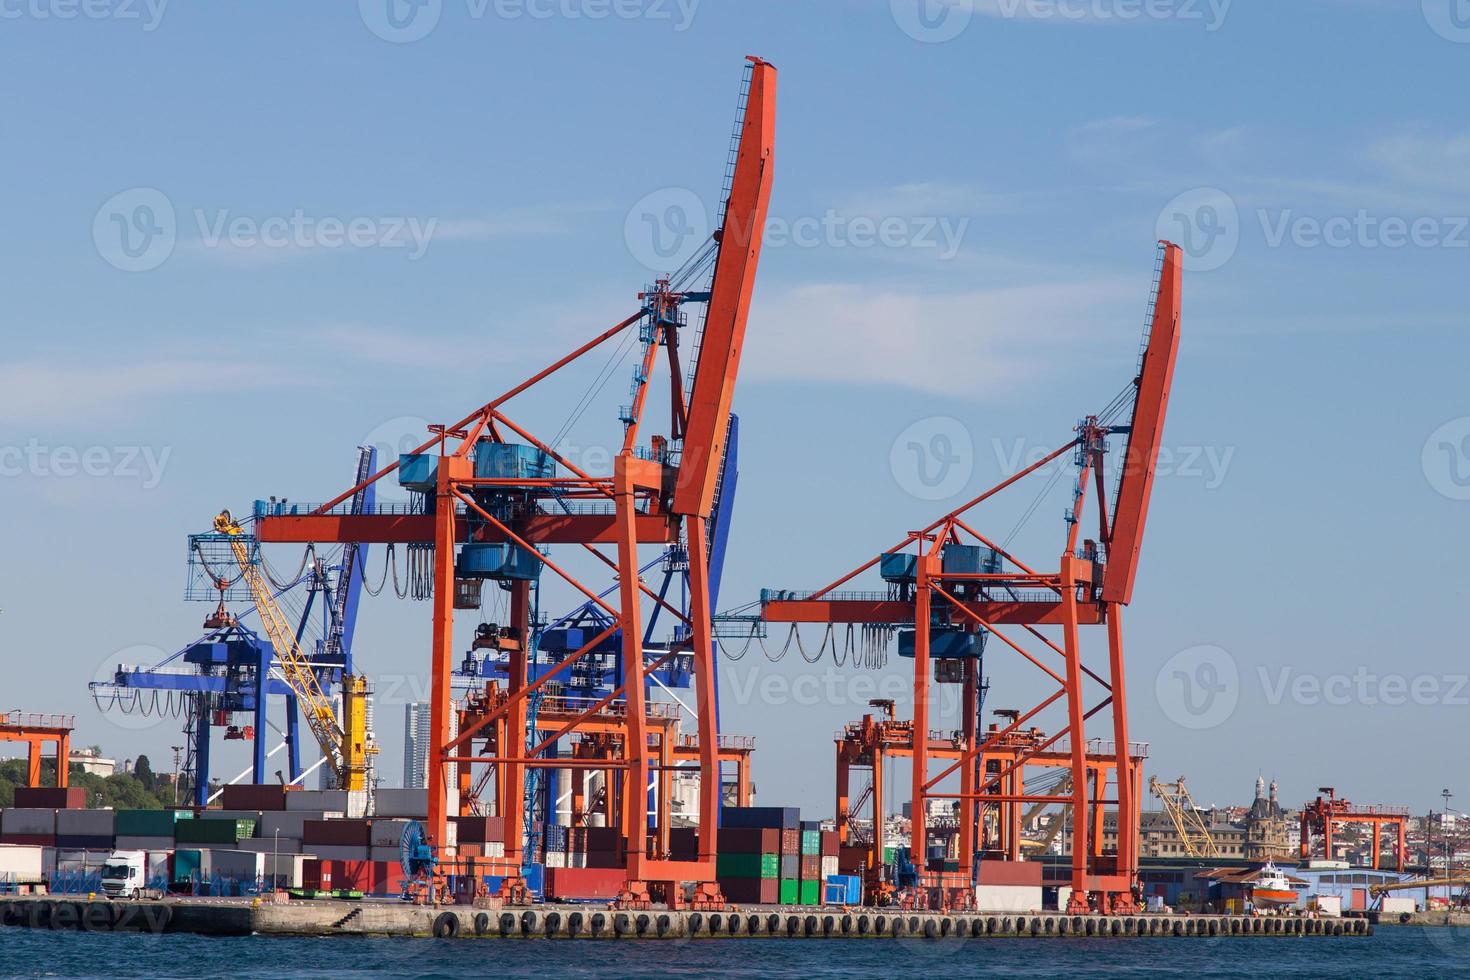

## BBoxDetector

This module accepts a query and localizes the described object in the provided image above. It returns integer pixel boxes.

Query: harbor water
[0,926,1466,977]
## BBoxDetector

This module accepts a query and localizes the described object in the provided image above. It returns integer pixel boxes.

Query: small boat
[1250,862,1302,908]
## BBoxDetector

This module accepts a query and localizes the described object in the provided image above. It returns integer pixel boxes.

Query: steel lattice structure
[761,242,1183,914]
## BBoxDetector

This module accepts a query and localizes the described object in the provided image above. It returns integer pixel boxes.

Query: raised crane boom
[1103,242,1183,605]
[214,510,374,791]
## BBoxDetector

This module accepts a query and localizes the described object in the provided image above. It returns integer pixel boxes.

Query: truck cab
[100,850,148,899]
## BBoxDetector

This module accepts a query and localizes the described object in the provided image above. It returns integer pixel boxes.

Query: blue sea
[1,927,1467,977]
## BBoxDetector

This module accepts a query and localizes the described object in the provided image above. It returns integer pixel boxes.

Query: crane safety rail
[1054,739,1151,760]
[1323,803,1412,816]
[759,589,1066,605]
[261,499,644,519]
[0,712,75,730]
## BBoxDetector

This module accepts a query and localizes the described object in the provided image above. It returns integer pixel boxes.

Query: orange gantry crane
[761,242,1184,914]
[1300,787,1409,871]
[0,712,74,788]
[253,57,776,904]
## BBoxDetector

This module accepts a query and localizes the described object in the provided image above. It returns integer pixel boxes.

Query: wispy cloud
[0,358,300,427]
[743,277,1142,397]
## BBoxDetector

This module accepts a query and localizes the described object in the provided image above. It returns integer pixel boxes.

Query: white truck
[100,850,149,899]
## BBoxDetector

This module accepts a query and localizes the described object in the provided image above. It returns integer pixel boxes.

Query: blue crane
[89,447,376,805]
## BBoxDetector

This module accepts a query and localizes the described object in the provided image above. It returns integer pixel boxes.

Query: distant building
[1244,777,1295,860]
[403,702,431,789]
[69,747,116,777]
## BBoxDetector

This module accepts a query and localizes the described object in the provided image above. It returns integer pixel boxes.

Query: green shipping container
[778,878,798,905]
[175,818,255,845]
[800,830,821,856]
[799,879,820,905]
[114,809,179,838]
[716,852,780,879]
[883,846,896,864]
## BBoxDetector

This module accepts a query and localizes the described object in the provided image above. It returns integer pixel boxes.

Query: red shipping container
[720,877,779,905]
[717,827,780,853]
[799,854,821,879]
[780,828,800,854]
[13,787,87,809]
[838,846,871,874]
[220,784,288,811]
[302,859,329,891]
[328,860,374,892]
[452,815,505,844]
[303,819,371,846]
[820,830,839,857]
[546,867,626,900]
[0,834,55,846]
[976,860,1042,887]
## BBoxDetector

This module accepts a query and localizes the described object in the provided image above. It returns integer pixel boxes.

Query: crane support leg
[1062,557,1091,913]
[686,517,721,863]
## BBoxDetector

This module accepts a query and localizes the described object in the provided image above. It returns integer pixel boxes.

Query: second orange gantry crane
[761,242,1184,914]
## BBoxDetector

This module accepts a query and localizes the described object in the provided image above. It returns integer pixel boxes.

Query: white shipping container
[1,808,57,835]
[1381,897,1415,915]
[974,885,1044,912]
[114,835,173,851]
[346,790,369,820]
[1313,894,1343,917]
[146,851,172,880]
[56,809,115,837]
[371,819,413,848]
[820,856,839,877]
[484,841,505,858]
[544,851,566,869]
[373,789,428,818]
[235,837,302,855]
[311,844,370,862]
[0,844,46,878]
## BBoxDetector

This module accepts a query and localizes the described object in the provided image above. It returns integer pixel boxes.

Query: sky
[1,0,1468,820]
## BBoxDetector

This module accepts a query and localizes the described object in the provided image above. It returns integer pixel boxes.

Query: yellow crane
[1150,775,1221,858]
[214,510,375,791]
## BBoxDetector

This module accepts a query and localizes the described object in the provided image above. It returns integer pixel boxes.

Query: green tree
[133,754,156,792]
